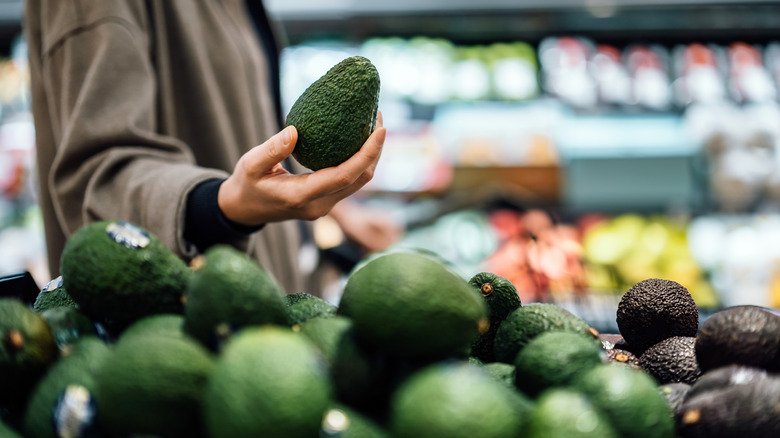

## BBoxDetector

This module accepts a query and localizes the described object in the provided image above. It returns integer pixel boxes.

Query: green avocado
[285,55,380,170]
[60,220,191,332]
[23,336,110,438]
[284,292,337,326]
[0,298,58,407]
[338,251,488,360]
[468,272,522,363]
[33,276,76,313]
[184,245,288,351]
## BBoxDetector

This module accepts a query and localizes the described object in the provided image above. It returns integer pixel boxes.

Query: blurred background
[4,0,780,330]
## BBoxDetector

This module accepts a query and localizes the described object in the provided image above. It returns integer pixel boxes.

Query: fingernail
[282,126,293,145]
[375,127,386,145]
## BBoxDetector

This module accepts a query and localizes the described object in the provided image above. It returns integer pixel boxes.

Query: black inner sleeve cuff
[184,178,264,251]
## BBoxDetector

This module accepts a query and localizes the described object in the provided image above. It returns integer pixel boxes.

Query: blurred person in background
[23,0,403,296]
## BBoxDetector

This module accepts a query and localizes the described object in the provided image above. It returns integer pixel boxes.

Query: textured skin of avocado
[676,372,780,438]
[468,272,522,363]
[184,245,288,350]
[284,292,337,326]
[524,388,618,438]
[694,305,780,373]
[285,56,380,171]
[60,221,190,331]
[33,277,76,313]
[640,336,702,385]
[616,278,699,355]
[493,302,597,364]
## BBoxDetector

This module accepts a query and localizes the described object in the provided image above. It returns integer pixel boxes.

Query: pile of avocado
[2,219,780,437]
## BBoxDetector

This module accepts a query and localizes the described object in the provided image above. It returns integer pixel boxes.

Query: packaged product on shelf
[726,42,777,104]
[625,44,673,111]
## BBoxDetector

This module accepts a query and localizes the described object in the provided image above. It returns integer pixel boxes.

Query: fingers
[307,125,386,197]
[242,126,297,177]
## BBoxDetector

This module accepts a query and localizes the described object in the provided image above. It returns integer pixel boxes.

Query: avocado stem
[5,329,25,351]
[480,283,494,297]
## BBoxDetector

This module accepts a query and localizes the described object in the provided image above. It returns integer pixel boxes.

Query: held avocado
[285,55,380,170]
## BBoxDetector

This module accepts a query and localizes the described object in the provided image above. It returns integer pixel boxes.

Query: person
[23,0,403,296]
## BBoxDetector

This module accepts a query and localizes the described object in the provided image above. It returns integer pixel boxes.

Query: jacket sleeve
[36,2,231,258]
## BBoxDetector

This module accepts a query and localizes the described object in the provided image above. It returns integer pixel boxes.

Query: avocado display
[513,330,604,397]
[616,278,699,354]
[202,326,332,438]
[95,333,215,438]
[32,277,76,313]
[22,336,110,438]
[683,364,767,402]
[640,336,701,385]
[468,271,522,363]
[675,370,780,438]
[338,251,488,360]
[0,298,58,407]
[524,388,618,438]
[389,361,529,438]
[184,245,288,350]
[493,302,598,364]
[284,292,337,326]
[60,220,191,331]
[573,363,675,438]
[694,305,780,373]
[285,55,380,171]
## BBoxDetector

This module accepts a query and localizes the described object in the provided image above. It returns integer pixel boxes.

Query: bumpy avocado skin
[468,272,522,363]
[285,56,380,171]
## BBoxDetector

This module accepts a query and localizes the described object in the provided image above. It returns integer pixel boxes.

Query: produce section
[3,1,780,437]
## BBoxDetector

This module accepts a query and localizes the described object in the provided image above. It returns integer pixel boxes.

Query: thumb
[243,126,297,176]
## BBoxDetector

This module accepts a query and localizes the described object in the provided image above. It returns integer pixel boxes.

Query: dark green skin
[468,272,522,362]
[60,221,191,332]
[676,372,780,438]
[184,245,288,351]
[339,251,488,360]
[23,336,111,438]
[0,298,58,407]
[695,305,780,373]
[33,277,77,313]
[40,306,98,351]
[493,302,596,364]
[285,55,380,170]
[513,331,604,398]
[284,292,337,326]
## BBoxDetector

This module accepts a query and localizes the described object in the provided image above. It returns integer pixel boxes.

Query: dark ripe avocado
[640,336,701,385]
[676,371,780,438]
[616,278,699,354]
[285,55,380,171]
[683,365,768,402]
[60,221,190,331]
[695,305,780,373]
[468,272,522,362]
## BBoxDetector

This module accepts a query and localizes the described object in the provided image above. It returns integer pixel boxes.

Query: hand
[329,200,404,253]
[218,113,386,226]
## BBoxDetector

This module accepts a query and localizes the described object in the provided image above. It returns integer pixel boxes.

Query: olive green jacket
[24,0,313,294]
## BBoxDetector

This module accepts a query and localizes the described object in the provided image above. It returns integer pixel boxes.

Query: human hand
[218,114,386,226]
[328,200,404,253]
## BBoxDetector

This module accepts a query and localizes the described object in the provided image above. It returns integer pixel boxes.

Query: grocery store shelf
[267,0,780,45]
